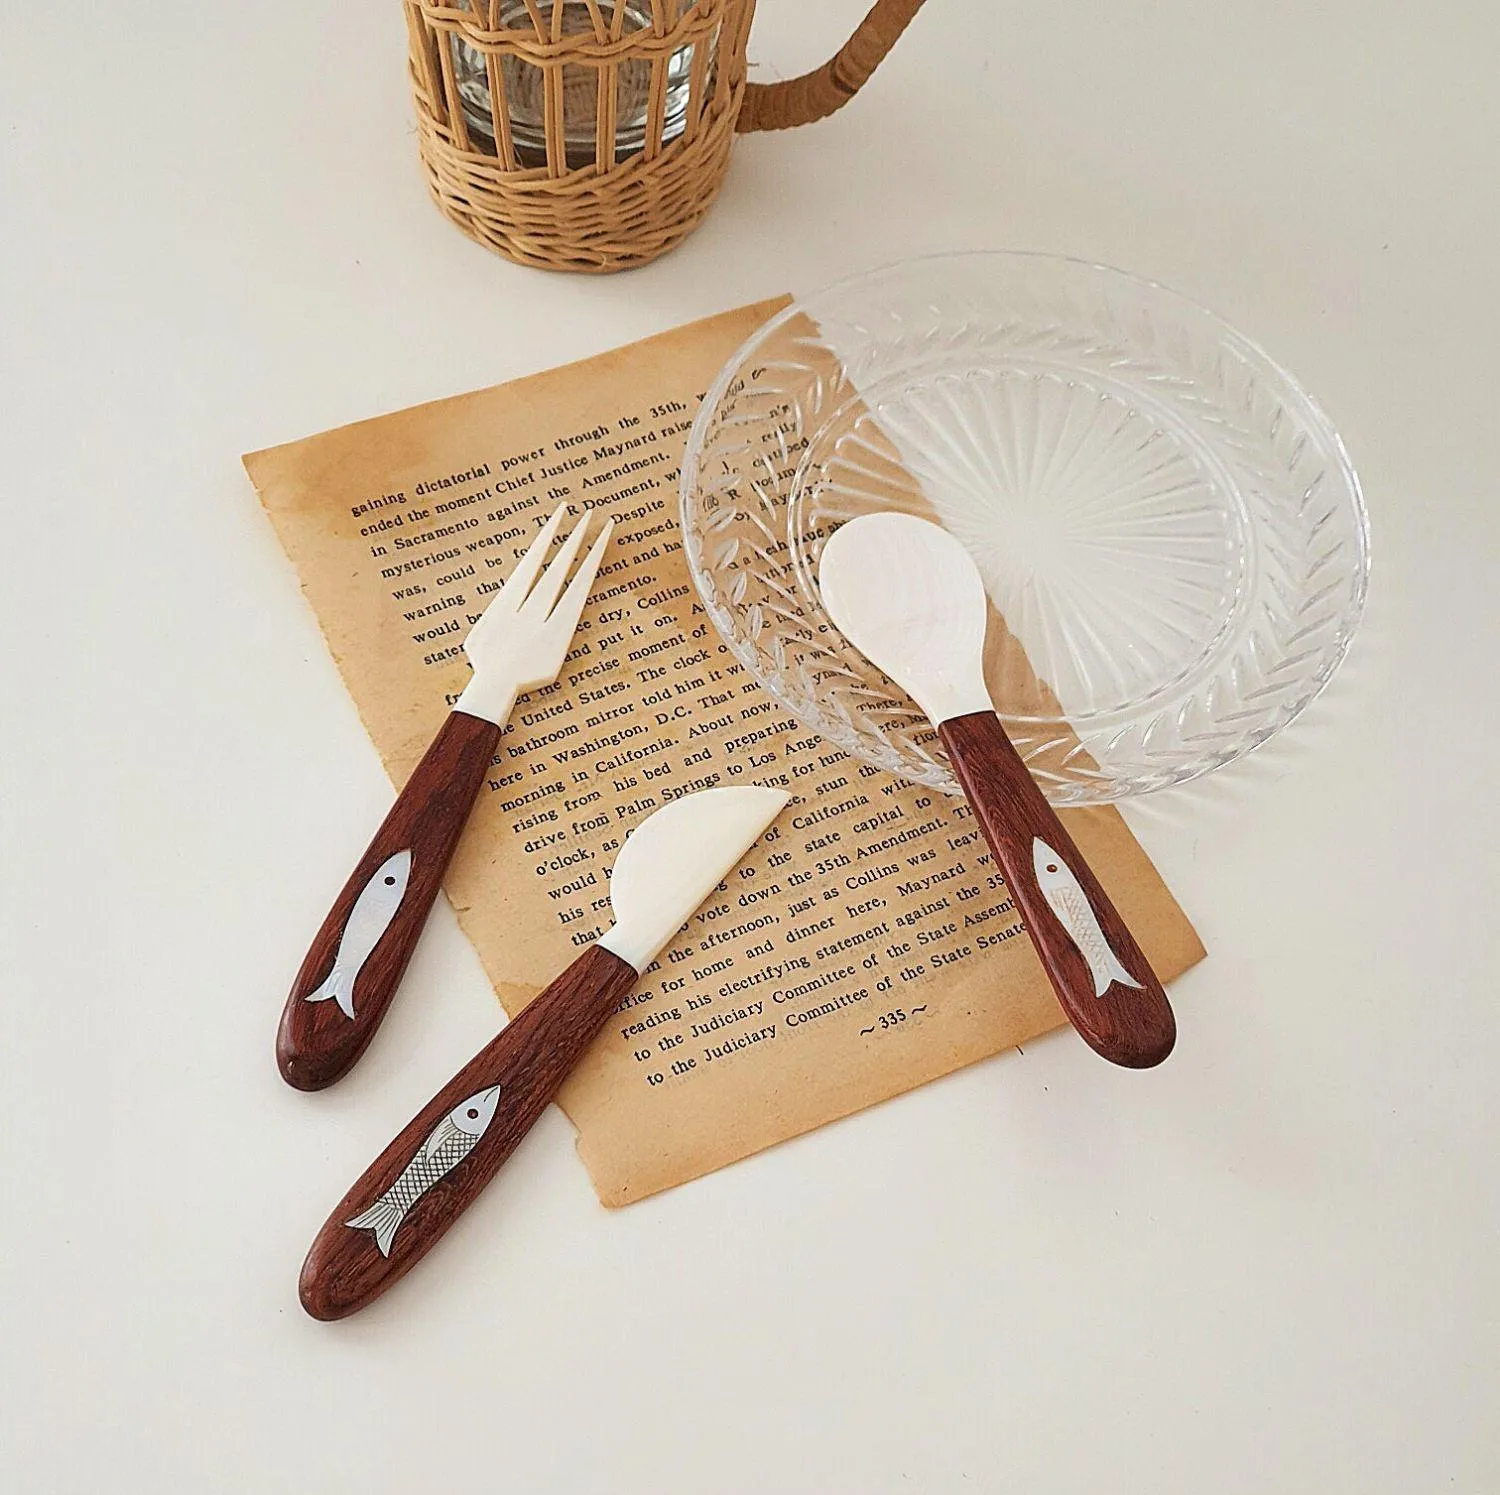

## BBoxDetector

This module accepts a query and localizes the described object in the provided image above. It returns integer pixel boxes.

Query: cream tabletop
[1,2,1495,1491]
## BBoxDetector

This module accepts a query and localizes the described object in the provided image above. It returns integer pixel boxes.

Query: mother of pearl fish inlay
[305,849,413,1019]
[345,1086,502,1256]
[1031,838,1143,997]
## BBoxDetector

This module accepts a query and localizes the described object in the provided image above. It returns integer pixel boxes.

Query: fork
[277,503,614,1091]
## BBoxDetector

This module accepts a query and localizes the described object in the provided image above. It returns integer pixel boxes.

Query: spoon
[819,511,1176,1068]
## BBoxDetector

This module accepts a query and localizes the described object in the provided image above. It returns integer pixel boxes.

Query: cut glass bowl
[680,252,1369,805]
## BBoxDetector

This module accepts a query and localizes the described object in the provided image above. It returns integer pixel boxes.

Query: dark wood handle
[277,710,501,1091]
[299,944,638,1320]
[939,712,1176,1069]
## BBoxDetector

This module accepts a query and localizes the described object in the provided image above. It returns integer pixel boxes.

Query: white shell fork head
[464,501,571,658]
[455,504,616,723]
[528,516,615,676]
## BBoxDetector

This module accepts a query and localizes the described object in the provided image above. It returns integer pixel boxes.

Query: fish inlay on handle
[278,712,501,1090]
[277,504,614,1091]
[819,512,1176,1069]
[346,1085,501,1256]
[304,850,413,1019]
[1032,838,1143,998]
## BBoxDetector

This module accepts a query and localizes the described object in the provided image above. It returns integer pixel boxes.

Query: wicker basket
[406,0,927,272]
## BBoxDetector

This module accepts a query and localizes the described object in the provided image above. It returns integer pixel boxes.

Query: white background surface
[2,2,1496,1490]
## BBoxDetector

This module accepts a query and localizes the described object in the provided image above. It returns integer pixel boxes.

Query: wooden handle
[299,944,638,1320]
[277,710,501,1091]
[938,712,1176,1069]
[737,0,928,133]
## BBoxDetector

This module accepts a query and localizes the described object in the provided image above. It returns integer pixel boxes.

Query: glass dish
[680,252,1369,804]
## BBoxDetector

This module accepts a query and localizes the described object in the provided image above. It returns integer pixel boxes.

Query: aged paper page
[246,300,1204,1205]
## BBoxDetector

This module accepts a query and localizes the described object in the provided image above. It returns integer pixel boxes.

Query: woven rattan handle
[737,0,928,132]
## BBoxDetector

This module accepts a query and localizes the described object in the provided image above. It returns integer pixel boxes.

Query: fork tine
[546,517,615,637]
[498,502,570,610]
[521,505,594,619]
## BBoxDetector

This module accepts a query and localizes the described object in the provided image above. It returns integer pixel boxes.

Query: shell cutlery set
[286,502,1173,1320]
